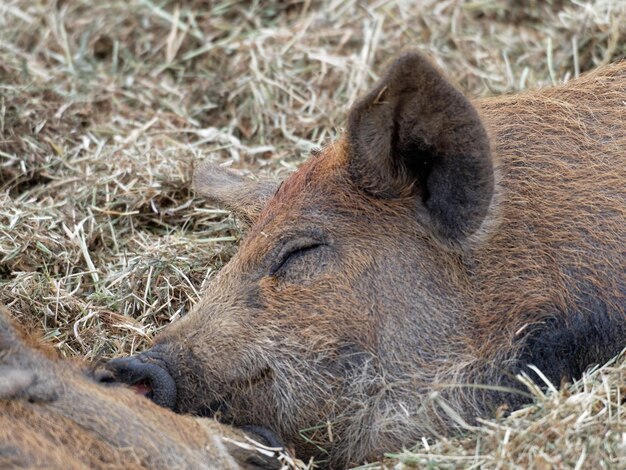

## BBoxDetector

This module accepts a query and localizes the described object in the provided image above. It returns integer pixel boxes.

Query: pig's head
[108,52,495,466]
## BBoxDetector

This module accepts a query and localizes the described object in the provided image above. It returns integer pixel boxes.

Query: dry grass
[1,0,625,468]
[375,355,626,469]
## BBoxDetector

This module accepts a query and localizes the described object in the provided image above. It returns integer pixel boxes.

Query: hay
[1,0,625,468]
[377,354,626,469]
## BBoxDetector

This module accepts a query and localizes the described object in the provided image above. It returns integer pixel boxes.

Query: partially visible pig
[109,52,626,467]
[0,307,283,469]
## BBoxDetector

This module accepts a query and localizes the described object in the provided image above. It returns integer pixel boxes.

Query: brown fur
[0,307,281,469]
[193,163,278,228]
[113,52,625,467]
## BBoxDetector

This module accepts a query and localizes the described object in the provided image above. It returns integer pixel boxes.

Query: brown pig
[108,52,626,467]
[0,307,284,469]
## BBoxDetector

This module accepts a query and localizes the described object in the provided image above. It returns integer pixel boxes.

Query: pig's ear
[0,307,58,402]
[0,310,37,401]
[0,306,27,352]
[347,51,494,241]
[193,163,280,228]
[0,306,50,357]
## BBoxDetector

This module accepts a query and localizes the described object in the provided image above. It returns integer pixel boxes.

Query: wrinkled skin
[0,307,282,470]
[109,52,626,467]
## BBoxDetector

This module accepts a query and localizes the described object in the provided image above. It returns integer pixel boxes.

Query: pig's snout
[105,353,176,410]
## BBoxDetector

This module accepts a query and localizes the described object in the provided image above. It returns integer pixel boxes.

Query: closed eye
[270,241,325,276]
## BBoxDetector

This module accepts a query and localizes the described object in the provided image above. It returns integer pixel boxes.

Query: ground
[1,0,625,468]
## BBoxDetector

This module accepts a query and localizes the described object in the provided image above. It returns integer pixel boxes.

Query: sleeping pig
[108,51,626,467]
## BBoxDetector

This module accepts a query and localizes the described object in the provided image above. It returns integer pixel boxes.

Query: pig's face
[109,51,494,465]
[151,149,468,453]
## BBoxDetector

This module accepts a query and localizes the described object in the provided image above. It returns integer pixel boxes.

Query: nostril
[106,356,177,410]
[132,381,154,399]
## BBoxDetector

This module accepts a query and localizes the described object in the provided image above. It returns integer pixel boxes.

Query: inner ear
[347,51,494,241]
[193,163,280,229]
